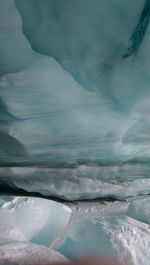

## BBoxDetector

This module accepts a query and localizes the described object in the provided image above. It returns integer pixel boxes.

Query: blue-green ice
[0,1,150,264]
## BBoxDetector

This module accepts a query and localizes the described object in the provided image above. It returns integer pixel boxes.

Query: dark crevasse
[124,0,150,58]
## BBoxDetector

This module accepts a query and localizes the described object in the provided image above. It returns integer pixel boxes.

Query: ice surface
[0,196,71,246]
[53,198,150,265]
[0,196,150,265]
[0,241,69,265]
[0,0,150,199]
[128,197,150,224]
[0,196,71,264]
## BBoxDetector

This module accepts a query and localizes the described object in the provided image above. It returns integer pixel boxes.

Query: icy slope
[53,197,150,265]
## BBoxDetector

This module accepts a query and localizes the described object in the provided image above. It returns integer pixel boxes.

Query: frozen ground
[0,196,150,265]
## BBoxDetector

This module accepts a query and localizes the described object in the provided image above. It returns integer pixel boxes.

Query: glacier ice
[0,1,150,264]
[0,196,71,264]
[1,165,150,200]
[0,241,69,265]
[0,0,150,199]
[128,197,150,224]
[53,198,150,265]
[0,196,149,265]
[0,196,71,246]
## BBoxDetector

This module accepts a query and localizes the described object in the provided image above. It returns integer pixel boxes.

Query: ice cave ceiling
[0,1,150,264]
[0,0,150,199]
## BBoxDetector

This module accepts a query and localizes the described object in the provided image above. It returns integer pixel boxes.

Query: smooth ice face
[128,197,150,224]
[0,0,150,199]
[0,196,71,246]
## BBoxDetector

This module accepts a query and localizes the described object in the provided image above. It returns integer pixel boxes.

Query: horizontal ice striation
[0,0,150,199]
[1,165,150,200]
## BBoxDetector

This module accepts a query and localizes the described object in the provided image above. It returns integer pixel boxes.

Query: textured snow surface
[0,0,150,199]
[0,241,69,265]
[54,197,150,265]
[0,196,150,265]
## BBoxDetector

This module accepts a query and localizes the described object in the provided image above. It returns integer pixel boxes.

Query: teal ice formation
[0,1,150,264]
[1,0,150,199]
